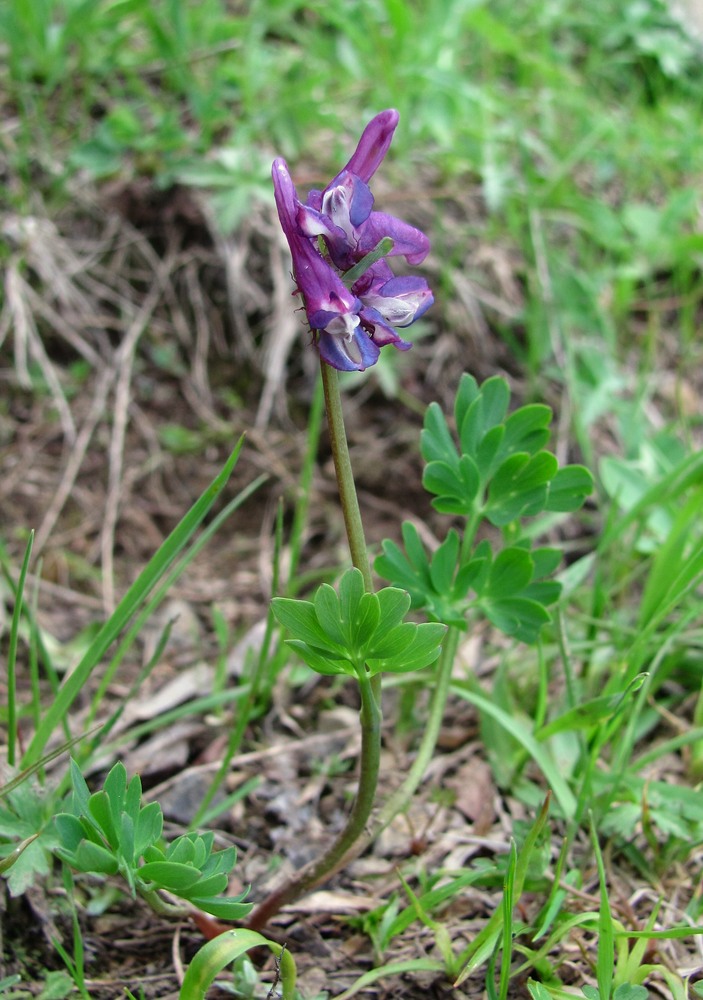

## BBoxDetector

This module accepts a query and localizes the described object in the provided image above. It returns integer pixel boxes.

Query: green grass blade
[331,959,446,1000]
[498,839,518,1000]
[6,531,33,767]
[452,682,576,817]
[179,930,295,1000]
[21,438,244,767]
[87,469,268,727]
[590,813,614,999]
[455,795,552,985]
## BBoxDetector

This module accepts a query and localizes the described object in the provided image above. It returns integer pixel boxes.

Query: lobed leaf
[501,404,552,457]
[277,567,447,678]
[545,464,594,512]
[481,597,551,643]
[314,584,347,647]
[88,791,119,851]
[271,598,331,648]
[285,640,354,676]
[134,802,163,859]
[179,873,229,899]
[167,836,196,866]
[186,896,254,921]
[484,548,534,598]
[72,840,119,876]
[138,860,203,892]
[429,530,461,596]
[420,401,457,465]
[368,623,447,675]
[486,451,558,525]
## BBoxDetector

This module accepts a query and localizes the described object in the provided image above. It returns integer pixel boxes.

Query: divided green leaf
[54,760,250,920]
[273,567,446,678]
[420,374,593,528]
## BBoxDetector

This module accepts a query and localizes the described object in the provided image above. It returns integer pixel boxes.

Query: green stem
[320,361,374,591]
[247,668,381,930]
[330,624,460,874]
[320,360,381,718]
[247,360,382,930]
[139,888,188,918]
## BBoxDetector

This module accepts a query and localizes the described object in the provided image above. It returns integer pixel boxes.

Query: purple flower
[272,110,433,372]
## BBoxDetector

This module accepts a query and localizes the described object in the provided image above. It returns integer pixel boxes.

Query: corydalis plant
[249,112,436,930]
[272,109,433,371]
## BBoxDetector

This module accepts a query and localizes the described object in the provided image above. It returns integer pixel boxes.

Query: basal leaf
[339,566,365,612]
[186,896,253,920]
[88,791,118,850]
[73,840,119,876]
[134,802,163,859]
[103,761,127,822]
[120,812,135,868]
[143,844,165,864]
[191,836,208,870]
[530,547,562,578]
[457,377,510,460]
[69,759,92,817]
[374,540,425,603]
[200,843,235,877]
[137,860,203,892]
[167,836,196,866]
[54,814,84,853]
[125,772,142,822]
[613,985,648,1000]
[423,460,463,498]
[194,833,214,862]
[355,592,382,648]
[423,456,480,514]
[523,580,562,606]
[402,522,433,578]
[179,872,228,899]
[366,623,417,661]
[454,554,489,598]
[480,376,511,431]
[457,393,485,458]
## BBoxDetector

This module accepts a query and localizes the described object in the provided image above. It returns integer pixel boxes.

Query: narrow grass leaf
[331,959,445,1000]
[452,684,576,817]
[455,795,552,985]
[21,440,244,767]
[590,813,614,1000]
[6,532,33,767]
[499,839,518,1000]
[179,930,295,1000]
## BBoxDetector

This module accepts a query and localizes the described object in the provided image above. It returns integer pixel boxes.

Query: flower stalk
[248,362,382,930]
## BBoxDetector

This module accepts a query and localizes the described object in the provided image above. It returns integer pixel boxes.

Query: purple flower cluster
[272,110,433,372]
